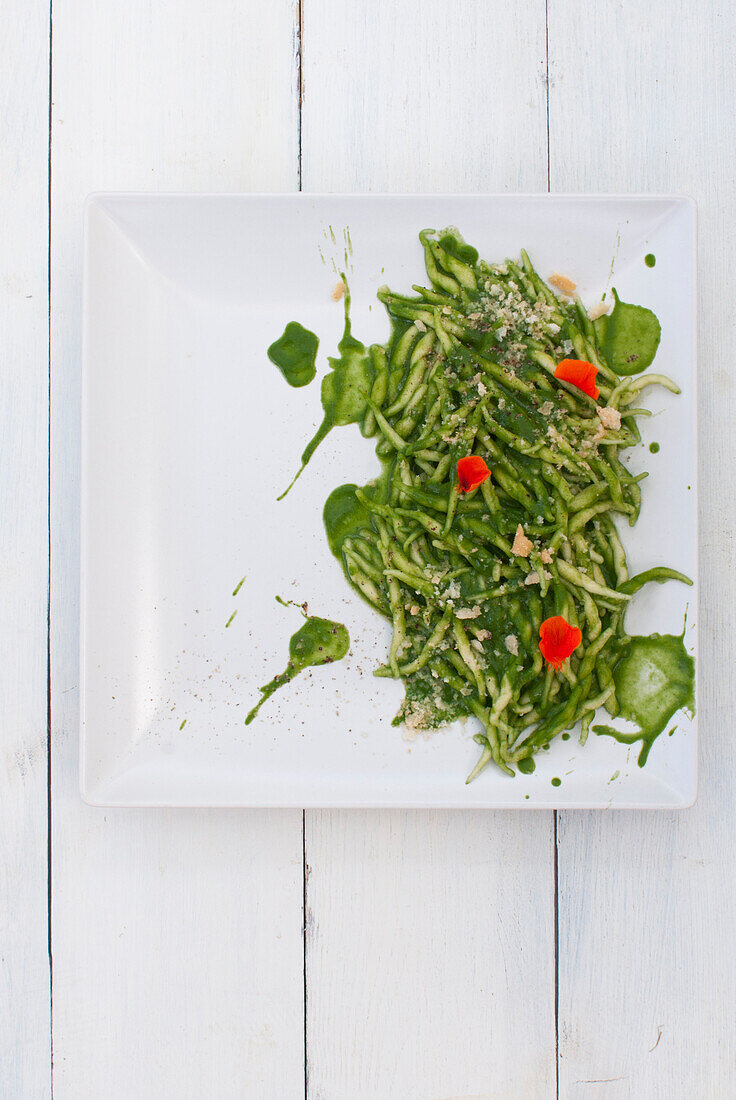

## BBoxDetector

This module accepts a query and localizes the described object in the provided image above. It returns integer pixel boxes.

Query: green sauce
[594,288,661,375]
[279,279,372,499]
[645,253,656,268]
[246,604,350,725]
[268,322,319,388]
[593,633,695,765]
[438,231,479,266]
[551,777,561,787]
[323,482,376,558]
[517,757,536,774]
[561,732,570,741]
[649,442,660,454]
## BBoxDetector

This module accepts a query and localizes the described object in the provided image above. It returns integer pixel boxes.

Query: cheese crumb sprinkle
[588,300,610,321]
[597,405,622,431]
[456,606,482,620]
[512,524,534,558]
[549,272,577,297]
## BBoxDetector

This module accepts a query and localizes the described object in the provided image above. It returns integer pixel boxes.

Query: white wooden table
[3,1,733,1096]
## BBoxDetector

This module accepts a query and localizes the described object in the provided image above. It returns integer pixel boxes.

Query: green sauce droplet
[645,253,656,268]
[268,322,319,388]
[593,288,661,375]
[518,757,536,774]
[246,606,350,724]
[561,732,570,741]
[593,633,695,766]
[649,442,660,454]
[551,777,561,787]
[279,279,373,499]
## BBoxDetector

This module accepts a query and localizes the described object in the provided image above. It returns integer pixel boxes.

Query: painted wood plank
[50,3,305,1097]
[302,3,556,1096]
[0,1,51,1096]
[549,1,736,1094]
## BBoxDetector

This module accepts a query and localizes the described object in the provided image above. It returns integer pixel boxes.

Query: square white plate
[81,193,697,807]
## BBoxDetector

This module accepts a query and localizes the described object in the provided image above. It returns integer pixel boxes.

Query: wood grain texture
[549,1,736,1094]
[302,3,556,1097]
[305,811,556,1100]
[50,2,304,1097]
[302,0,549,193]
[0,2,51,1096]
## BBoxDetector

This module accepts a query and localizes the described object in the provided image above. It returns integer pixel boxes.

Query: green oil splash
[245,599,350,724]
[267,322,319,388]
[278,278,372,500]
[594,288,661,375]
[645,253,656,268]
[593,632,695,766]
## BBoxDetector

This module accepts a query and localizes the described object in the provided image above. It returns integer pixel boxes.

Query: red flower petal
[456,455,491,493]
[539,616,582,669]
[554,358,599,400]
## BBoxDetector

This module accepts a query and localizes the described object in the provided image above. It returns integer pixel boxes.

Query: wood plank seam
[47,2,55,1091]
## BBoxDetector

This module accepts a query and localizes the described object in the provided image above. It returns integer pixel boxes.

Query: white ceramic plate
[81,194,697,807]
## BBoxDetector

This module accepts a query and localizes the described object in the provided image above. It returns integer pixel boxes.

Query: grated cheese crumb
[456,606,482,620]
[588,299,610,321]
[540,547,553,564]
[504,634,519,656]
[597,405,622,431]
[332,280,345,301]
[524,571,540,586]
[414,318,427,332]
[512,524,534,558]
[549,272,577,297]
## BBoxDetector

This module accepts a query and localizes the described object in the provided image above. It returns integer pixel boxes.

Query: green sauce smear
[279,279,372,500]
[517,757,536,774]
[245,600,350,725]
[594,288,661,375]
[645,253,656,268]
[593,632,695,765]
[268,322,319,388]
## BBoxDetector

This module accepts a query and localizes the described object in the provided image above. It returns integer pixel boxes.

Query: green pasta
[298,228,693,781]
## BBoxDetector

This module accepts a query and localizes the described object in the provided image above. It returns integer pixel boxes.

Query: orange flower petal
[554,358,599,400]
[539,616,582,669]
[456,455,490,493]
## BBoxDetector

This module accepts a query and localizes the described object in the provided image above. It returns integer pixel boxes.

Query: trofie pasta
[280,228,694,781]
